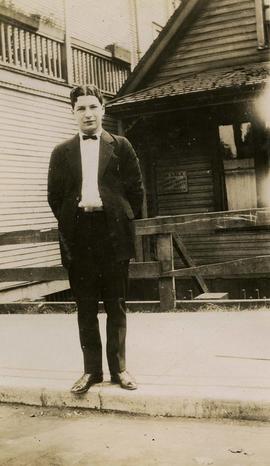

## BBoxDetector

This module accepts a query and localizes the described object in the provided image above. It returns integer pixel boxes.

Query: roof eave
[117,0,204,97]
[106,82,265,118]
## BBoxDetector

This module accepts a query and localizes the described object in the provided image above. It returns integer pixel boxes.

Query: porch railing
[0,18,130,93]
[72,46,130,95]
[0,20,64,80]
[1,208,270,312]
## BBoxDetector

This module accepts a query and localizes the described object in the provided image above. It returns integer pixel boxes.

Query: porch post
[156,233,176,311]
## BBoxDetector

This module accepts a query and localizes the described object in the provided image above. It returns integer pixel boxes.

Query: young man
[48,84,144,394]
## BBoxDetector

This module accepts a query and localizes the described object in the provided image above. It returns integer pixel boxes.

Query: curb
[1,383,270,421]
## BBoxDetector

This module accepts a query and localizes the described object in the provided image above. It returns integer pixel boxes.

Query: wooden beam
[0,228,58,246]
[0,301,161,314]
[172,234,208,293]
[0,302,76,314]
[135,208,270,236]
[129,261,160,279]
[0,262,160,283]
[255,0,266,49]
[156,234,175,311]
[0,267,67,282]
[163,255,270,279]
[135,208,270,228]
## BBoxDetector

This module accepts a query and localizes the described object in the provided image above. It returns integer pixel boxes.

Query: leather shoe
[111,370,137,390]
[71,373,103,394]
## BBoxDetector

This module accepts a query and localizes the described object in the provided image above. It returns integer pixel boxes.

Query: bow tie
[82,134,98,140]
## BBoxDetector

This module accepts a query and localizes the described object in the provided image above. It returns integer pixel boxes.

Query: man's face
[73,95,104,135]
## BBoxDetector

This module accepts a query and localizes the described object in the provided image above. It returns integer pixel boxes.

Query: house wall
[0,79,68,293]
[128,103,270,298]
[3,0,175,68]
[0,0,175,299]
[149,0,269,85]
[4,0,64,31]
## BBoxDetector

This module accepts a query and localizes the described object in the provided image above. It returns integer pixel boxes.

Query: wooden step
[194,292,229,300]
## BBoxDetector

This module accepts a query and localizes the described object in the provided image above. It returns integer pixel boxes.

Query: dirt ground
[1,403,270,466]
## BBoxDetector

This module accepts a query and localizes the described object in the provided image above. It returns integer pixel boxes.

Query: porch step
[194,292,229,300]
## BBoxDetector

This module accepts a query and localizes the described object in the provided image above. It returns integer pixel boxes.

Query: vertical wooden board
[156,233,176,311]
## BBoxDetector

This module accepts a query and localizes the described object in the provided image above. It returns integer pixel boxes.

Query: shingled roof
[106,61,270,114]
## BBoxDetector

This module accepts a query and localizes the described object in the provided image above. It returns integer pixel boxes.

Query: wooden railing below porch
[1,208,270,312]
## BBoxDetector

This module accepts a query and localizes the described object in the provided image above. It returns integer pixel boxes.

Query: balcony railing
[0,20,64,80]
[72,46,130,95]
[0,18,130,94]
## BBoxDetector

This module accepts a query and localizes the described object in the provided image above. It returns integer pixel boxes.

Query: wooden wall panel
[156,150,215,216]
[151,0,268,85]
[177,230,270,268]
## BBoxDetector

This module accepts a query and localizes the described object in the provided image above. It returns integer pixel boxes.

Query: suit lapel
[66,134,82,190]
[98,130,115,180]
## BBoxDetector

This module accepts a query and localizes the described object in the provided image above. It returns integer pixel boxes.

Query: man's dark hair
[70,84,104,109]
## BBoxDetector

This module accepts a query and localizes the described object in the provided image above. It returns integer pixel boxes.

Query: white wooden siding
[0,86,77,284]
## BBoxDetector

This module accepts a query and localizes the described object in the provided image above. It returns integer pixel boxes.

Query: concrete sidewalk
[0,311,270,421]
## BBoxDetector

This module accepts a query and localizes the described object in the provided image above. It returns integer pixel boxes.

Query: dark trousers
[68,210,129,375]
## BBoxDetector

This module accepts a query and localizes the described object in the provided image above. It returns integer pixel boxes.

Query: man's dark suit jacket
[48,130,144,269]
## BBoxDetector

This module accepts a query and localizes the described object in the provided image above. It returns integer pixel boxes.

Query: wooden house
[107,0,270,299]
[0,0,175,301]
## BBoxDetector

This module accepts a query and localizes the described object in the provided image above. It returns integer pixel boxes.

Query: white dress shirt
[78,132,103,209]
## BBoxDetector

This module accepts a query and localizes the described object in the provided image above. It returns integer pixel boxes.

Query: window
[219,123,254,160]
[219,122,257,210]
[218,118,270,210]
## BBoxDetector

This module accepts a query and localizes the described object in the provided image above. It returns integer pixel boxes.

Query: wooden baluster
[47,39,52,76]
[78,50,82,84]
[19,29,24,67]
[157,233,176,311]
[1,22,7,63]
[31,33,36,70]
[101,59,107,92]
[105,60,111,93]
[73,48,78,83]
[86,53,90,83]
[41,37,47,74]
[80,50,84,84]
[98,57,103,90]
[7,25,13,64]
[93,56,98,86]
[57,43,63,79]
[96,56,101,89]
[13,27,18,66]
[83,52,87,84]
[25,31,30,69]
[115,65,121,92]
[52,41,57,78]
[89,54,94,83]
[100,57,105,91]
[112,62,117,94]
[36,35,41,72]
